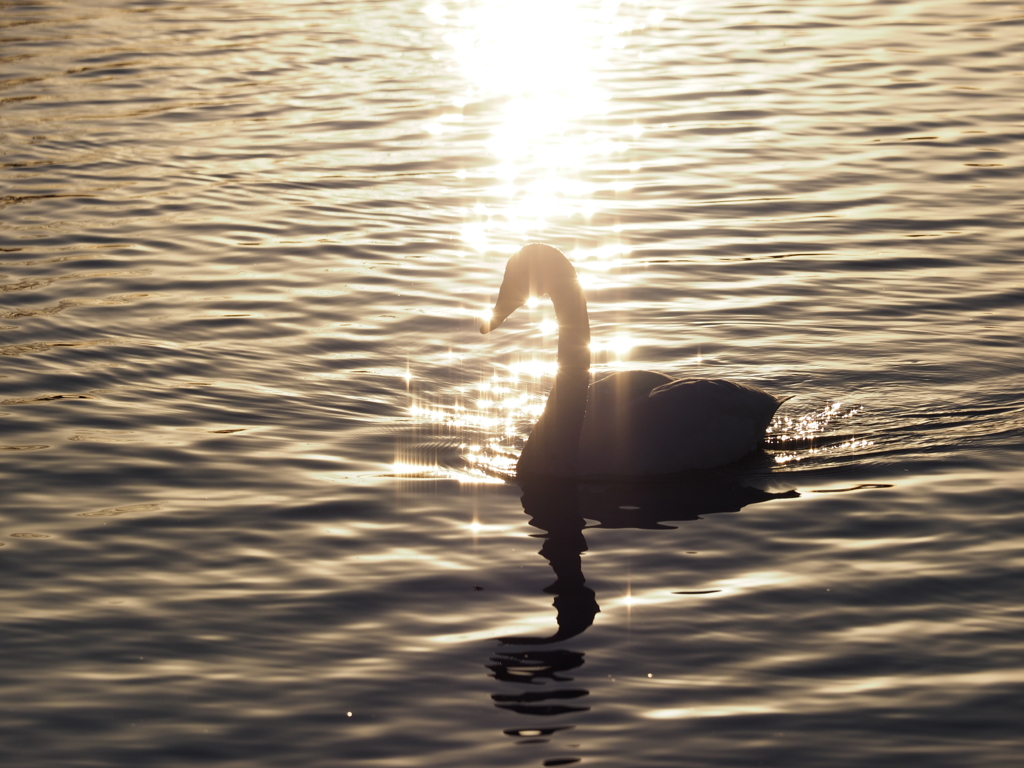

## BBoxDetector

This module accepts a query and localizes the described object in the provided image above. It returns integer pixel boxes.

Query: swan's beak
[482,253,530,333]
[480,297,525,334]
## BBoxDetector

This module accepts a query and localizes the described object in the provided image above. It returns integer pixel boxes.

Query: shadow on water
[488,473,799,755]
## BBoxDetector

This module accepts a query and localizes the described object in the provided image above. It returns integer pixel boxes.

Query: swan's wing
[579,378,785,475]
[648,378,785,434]
[588,370,673,409]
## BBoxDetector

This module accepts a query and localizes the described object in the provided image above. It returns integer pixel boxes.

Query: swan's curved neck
[516,275,591,478]
[549,277,590,372]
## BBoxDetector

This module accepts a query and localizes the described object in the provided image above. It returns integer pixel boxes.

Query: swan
[480,243,788,479]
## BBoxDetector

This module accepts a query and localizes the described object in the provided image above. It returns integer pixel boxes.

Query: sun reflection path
[424,0,657,255]
[404,0,673,476]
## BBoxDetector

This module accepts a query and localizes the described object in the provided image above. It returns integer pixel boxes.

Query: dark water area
[2,0,1023,765]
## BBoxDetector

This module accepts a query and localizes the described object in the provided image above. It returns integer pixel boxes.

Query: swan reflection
[488,475,799,738]
[497,476,799,646]
[498,480,598,646]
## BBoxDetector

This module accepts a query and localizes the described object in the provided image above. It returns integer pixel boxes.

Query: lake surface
[2,0,1023,765]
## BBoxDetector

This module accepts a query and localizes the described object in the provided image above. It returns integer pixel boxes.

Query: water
[2,0,1022,765]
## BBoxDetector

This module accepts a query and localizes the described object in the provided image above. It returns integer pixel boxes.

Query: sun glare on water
[396,0,658,478]
[424,0,649,253]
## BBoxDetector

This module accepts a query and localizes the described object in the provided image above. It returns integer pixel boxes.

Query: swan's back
[579,376,785,476]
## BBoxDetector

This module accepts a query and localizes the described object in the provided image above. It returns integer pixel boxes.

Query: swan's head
[480,243,576,334]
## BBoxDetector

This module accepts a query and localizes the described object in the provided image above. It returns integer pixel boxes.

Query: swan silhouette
[480,243,789,478]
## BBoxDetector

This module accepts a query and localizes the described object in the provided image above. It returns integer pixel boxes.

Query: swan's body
[481,244,787,479]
